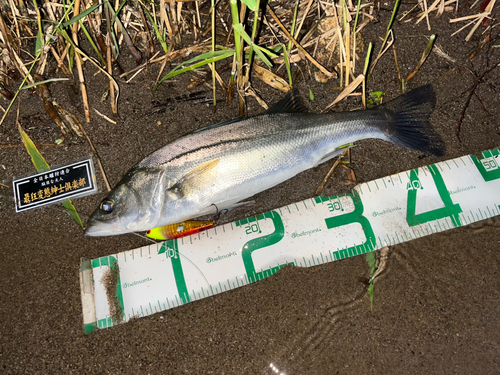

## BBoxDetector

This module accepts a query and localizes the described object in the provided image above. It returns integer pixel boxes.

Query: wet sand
[1,5,500,374]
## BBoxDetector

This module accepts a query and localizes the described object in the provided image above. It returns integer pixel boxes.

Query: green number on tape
[406,165,462,227]
[324,190,376,259]
[471,152,500,182]
[241,211,285,283]
[159,240,190,304]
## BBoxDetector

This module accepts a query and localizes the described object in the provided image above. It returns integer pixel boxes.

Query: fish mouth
[84,219,125,237]
[84,224,111,237]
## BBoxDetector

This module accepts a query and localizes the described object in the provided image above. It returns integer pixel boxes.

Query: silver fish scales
[86,85,443,236]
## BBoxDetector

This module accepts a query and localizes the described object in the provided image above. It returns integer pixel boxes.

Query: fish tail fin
[379,85,445,156]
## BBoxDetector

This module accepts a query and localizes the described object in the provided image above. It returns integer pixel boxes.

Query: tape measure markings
[80,148,500,332]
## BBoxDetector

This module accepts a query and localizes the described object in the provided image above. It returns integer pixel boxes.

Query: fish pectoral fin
[263,89,308,114]
[196,199,255,217]
[168,158,220,199]
[225,200,255,210]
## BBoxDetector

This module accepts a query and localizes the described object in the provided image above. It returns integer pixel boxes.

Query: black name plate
[13,158,97,212]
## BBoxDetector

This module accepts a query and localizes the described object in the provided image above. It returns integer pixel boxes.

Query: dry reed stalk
[368,30,394,77]
[52,101,84,137]
[253,64,291,93]
[0,20,34,90]
[72,0,91,122]
[138,5,154,57]
[345,19,351,85]
[169,0,180,43]
[267,4,333,78]
[392,44,401,82]
[50,46,70,75]
[322,74,364,113]
[437,0,445,17]
[416,0,456,23]
[294,0,314,39]
[7,0,20,38]
[207,62,228,91]
[423,0,431,30]
[106,36,117,114]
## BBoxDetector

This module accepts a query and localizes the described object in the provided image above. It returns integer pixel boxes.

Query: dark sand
[1,4,500,374]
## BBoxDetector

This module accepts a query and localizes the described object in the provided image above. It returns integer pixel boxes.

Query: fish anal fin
[314,145,352,167]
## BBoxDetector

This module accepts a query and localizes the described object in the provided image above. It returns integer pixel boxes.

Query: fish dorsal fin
[191,117,243,133]
[168,159,220,199]
[263,89,308,114]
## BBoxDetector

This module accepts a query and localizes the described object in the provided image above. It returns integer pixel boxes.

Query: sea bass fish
[85,85,444,236]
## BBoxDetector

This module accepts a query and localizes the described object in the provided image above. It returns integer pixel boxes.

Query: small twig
[456,62,499,140]
[316,148,350,196]
[120,51,162,78]
[392,44,402,91]
[76,121,111,192]
[94,109,117,124]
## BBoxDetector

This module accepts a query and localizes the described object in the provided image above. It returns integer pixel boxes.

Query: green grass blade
[287,0,299,54]
[353,0,362,33]
[366,251,376,311]
[368,283,374,311]
[309,89,315,100]
[62,199,83,227]
[240,0,257,11]
[386,0,401,36]
[251,46,273,68]
[62,2,103,28]
[283,45,293,86]
[19,126,50,172]
[367,251,376,277]
[79,19,106,64]
[22,78,70,90]
[35,29,43,58]
[232,24,276,67]
[18,125,83,227]
[363,43,373,75]
[112,0,129,26]
[142,4,168,53]
[155,49,235,91]
[230,0,242,67]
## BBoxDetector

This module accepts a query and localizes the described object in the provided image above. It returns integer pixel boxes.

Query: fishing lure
[146,220,215,240]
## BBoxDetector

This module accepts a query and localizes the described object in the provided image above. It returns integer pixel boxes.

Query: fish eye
[100,199,114,213]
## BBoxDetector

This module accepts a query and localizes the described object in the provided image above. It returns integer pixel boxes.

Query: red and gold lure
[146,220,215,240]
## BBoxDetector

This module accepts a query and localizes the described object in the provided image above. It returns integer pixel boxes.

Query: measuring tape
[80,148,500,333]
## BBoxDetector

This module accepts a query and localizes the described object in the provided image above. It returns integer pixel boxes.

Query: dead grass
[0,0,496,160]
